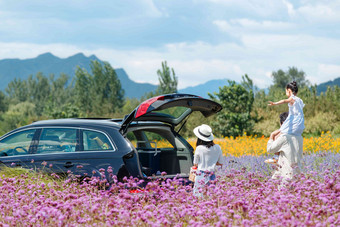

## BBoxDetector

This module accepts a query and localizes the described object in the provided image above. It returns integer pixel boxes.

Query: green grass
[0,165,64,185]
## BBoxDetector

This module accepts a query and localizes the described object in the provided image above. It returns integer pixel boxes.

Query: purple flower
[0,151,337,226]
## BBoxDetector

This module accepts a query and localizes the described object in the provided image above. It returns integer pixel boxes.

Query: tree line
[0,61,339,137]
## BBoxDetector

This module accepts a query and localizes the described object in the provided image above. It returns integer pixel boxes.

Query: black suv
[0,94,222,181]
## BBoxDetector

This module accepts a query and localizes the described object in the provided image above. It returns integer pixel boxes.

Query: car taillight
[129,189,144,193]
[135,95,164,118]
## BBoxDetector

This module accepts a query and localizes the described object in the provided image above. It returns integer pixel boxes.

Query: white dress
[280,95,305,136]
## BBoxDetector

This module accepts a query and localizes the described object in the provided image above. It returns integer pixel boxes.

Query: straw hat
[193,124,214,142]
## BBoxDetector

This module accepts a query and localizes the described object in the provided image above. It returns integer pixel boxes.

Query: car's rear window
[153,106,189,119]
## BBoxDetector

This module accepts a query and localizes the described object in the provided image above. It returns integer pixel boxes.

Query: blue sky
[0,0,340,89]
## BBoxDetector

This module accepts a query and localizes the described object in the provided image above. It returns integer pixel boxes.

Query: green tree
[209,80,255,137]
[286,67,309,87]
[241,74,254,93]
[271,69,289,89]
[157,61,178,94]
[0,102,36,132]
[46,103,81,119]
[27,73,51,115]
[270,67,309,90]
[5,73,51,116]
[310,84,317,116]
[5,78,29,104]
[49,73,73,105]
[74,61,124,116]
[44,73,76,118]
[0,91,7,113]
[74,67,93,114]
[121,98,140,115]
[91,61,124,115]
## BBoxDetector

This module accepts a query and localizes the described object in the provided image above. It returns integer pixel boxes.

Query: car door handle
[64,162,74,168]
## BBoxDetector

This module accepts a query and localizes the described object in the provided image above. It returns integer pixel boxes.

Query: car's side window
[36,128,77,154]
[0,129,36,156]
[82,130,113,151]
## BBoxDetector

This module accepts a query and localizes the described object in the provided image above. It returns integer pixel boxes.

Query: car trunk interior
[126,126,193,177]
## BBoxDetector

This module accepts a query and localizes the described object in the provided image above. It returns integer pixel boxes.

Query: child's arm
[270,129,281,141]
[268,96,294,106]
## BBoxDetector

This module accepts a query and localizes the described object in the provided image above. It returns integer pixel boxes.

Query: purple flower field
[0,152,339,226]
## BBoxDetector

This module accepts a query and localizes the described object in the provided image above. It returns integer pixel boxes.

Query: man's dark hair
[280,112,289,125]
[196,138,215,148]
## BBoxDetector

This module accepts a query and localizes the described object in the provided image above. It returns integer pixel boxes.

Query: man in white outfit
[267,112,304,182]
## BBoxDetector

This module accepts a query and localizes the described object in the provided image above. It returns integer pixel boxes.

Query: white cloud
[0,42,84,59]
[316,64,340,84]
[213,20,232,32]
[207,0,289,17]
[241,34,340,62]
[0,0,165,42]
[282,0,295,16]
[213,19,294,35]
[93,46,244,88]
[297,2,340,22]
[171,59,243,88]
[142,0,164,17]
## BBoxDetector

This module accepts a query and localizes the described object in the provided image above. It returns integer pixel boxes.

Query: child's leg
[265,152,279,164]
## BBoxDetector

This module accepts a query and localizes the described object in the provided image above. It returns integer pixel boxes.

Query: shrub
[304,112,338,136]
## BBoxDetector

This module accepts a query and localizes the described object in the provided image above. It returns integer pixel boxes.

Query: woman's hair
[286,81,298,95]
[196,138,215,148]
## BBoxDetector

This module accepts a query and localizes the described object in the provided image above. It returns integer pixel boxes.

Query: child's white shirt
[280,95,305,136]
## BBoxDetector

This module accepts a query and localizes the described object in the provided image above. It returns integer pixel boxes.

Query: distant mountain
[0,53,99,88]
[316,77,340,94]
[115,69,157,99]
[179,79,230,98]
[0,53,157,98]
